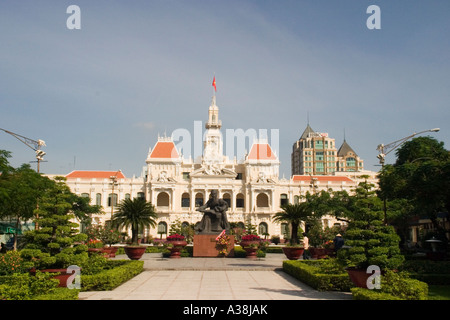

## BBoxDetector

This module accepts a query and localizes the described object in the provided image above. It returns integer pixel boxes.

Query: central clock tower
[203,95,223,164]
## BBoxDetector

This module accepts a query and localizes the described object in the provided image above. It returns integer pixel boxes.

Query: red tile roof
[149,141,179,159]
[66,170,126,179]
[292,175,353,182]
[247,143,277,160]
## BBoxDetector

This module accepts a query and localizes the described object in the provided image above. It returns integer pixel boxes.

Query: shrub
[351,270,428,300]
[399,260,450,285]
[81,260,143,291]
[0,271,61,300]
[283,260,353,292]
[233,246,247,258]
[0,251,33,275]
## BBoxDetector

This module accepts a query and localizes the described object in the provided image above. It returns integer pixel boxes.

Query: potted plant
[112,197,158,260]
[215,230,232,257]
[273,203,315,260]
[165,233,187,258]
[270,235,281,245]
[336,181,405,288]
[19,177,98,287]
[240,234,261,259]
[87,238,106,255]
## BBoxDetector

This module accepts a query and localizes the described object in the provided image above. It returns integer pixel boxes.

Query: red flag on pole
[212,76,217,91]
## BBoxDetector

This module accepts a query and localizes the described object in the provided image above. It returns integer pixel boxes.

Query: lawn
[428,285,450,300]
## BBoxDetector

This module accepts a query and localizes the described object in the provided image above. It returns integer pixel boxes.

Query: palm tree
[112,198,158,245]
[273,203,315,245]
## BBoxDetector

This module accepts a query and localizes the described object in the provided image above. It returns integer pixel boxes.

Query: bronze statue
[195,190,230,234]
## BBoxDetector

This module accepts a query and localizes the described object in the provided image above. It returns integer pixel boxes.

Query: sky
[1,0,449,178]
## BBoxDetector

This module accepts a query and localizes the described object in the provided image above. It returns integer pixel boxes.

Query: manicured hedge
[265,247,284,254]
[351,287,400,300]
[399,260,450,285]
[81,260,144,291]
[282,260,353,292]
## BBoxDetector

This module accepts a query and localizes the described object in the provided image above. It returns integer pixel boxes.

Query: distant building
[291,124,364,176]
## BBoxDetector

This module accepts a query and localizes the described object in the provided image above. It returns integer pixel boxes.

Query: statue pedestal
[193,234,235,257]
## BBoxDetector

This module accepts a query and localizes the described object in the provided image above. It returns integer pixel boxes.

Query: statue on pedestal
[195,190,230,234]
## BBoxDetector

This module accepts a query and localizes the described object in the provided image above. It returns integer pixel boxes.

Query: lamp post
[377,128,440,224]
[109,174,119,222]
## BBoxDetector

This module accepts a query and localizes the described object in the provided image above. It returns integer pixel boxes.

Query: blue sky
[1,0,449,178]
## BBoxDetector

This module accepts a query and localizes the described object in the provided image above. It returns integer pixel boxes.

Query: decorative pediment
[190,163,237,178]
[254,171,275,184]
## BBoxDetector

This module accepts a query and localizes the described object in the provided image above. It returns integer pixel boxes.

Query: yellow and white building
[58,95,378,239]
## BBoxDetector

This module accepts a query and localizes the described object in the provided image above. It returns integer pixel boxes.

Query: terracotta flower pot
[167,240,187,258]
[109,246,118,258]
[346,268,371,288]
[124,246,146,260]
[282,247,304,260]
[30,268,80,288]
[309,247,328,259]
[240,241,260,259]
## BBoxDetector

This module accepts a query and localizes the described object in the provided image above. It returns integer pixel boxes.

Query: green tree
[336,180,405,271]
[273,202,316,245]
[21,177,98,269]
[0,163,52,250]
[112,198,158,245]
[378,137,450,239]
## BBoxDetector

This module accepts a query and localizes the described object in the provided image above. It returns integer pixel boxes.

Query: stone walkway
[78,253,352,300]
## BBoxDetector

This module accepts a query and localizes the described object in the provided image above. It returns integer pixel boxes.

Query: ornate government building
[59,95,378,240]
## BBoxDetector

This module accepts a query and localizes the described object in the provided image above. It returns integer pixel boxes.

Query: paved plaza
[78,253,352,300]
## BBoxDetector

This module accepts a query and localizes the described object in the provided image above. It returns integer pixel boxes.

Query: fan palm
[112,198,158,245]
[273,203,315,245]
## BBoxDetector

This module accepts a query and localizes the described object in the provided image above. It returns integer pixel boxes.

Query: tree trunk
[291,222,299,245]
[13,218,20,251]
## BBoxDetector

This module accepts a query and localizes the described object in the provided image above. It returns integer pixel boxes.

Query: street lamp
[109,174,119,222]
[377,128,440,166]
[377,128,440,224]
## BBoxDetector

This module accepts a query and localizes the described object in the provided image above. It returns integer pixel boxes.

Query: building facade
[57,95,377,240]
[291,124,364,176]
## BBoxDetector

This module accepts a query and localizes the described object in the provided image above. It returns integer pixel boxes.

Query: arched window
[81,193,89,198]
[222,193,231,207]
[157,192,169,207]
[157,222,167,236]
[137,192,145,200]
[182,221,190,229]
[256,193,269,207]
[258,222,268,236]
[108,193,118,207]
[294,195,299,204]
[195,193,204,207]
[181,192,190,208]
[236,193,244,208]
[125,193,131,200]
[96,193,102,206]
[280,194,288,206]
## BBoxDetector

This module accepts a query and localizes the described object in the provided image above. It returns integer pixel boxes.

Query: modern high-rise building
[291,124,364,176]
